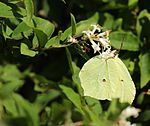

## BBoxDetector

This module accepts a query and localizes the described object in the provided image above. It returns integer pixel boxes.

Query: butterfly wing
[79,55,114,100]
[107,57,136,104]
[79,55,136,104]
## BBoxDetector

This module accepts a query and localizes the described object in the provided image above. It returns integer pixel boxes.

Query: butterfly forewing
[80,55,114,100]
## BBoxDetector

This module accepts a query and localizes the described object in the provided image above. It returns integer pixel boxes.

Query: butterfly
[79,52,136,104]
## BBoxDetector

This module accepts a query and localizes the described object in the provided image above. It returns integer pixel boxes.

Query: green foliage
[110,31,140,51]
[0,0,150,126]
[139,52,150,88]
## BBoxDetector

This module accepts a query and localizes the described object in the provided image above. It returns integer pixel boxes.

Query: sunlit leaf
[12,21,32,40]
[2,98,19,116]
[45,36,60,48]
[128,0,138,7]
[33,16,54,38]
[24,0,34,21]
[70,13,76,35]
[32,33,39,48]
[44,31,71,48]
[20,43,38,57]
[0,2,14,18]
[61,12,99,41]
[2,25,13,39]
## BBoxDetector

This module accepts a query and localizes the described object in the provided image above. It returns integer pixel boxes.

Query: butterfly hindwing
[110,58,136,104]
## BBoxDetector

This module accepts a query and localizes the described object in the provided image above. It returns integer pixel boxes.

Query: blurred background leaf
[0,0,150,125]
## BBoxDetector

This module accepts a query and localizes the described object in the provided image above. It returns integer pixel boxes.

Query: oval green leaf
[110,31,140,51]
[139,52,150,88]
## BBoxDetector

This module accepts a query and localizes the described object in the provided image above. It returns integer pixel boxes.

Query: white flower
[118,119,136,126]
[120,106,140,120]
[118,106,140,126]
[82,24,101,38]
[82,24,113,55]
[91,24,101,33]
[90,39,101,53]
[101,50,117,59]
[82,30,93,38]
[97,38,110,48]
[68,36,78,43]
[97,30,111,38]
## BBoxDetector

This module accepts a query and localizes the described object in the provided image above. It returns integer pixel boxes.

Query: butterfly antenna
[117,34,125,53]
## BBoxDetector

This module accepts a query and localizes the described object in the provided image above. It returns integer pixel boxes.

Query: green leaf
[72,62,80,85]
[12,21,32,40]
[44,36,60,48]
[0,64,23,99]
[33,16,55,38]
[8,0,22,4]
[61,12,99,41]
[59,85,83,113]
[45,31,71,48]
[0,2,14,18]
[139,110,150,122]
[106,99,128,120]
[72,62,83,95]
[21,43,38,57]
[128,0,138,7]
[2,25,13,39]
[65,47,74,74]
[137,92,145,105]
[34,29,48,47]
[1,64,22,81]
[13,93,39,126]
[32,33,39,48]
[2,98,19,116]
[139,52,150,88]
[113,18,123,30]
[34,90,60,112]
[85,97,102,116]
[109,31,140,51]
[136,10,150,37]
[24,0,34,21]
[65,48,83,95]
[122,58,135,74]
[70,13,76,35]
[76,12,99,36]
[103,13,114,29]
[27,73,56,92]
[0,80,23,99]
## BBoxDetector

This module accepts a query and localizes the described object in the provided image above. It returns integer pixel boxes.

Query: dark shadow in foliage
[19,77,38,102]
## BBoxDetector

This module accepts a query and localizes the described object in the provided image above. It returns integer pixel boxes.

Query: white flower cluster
[82,24,115,58]
[118,106,140,126]
[68,24,117,58]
